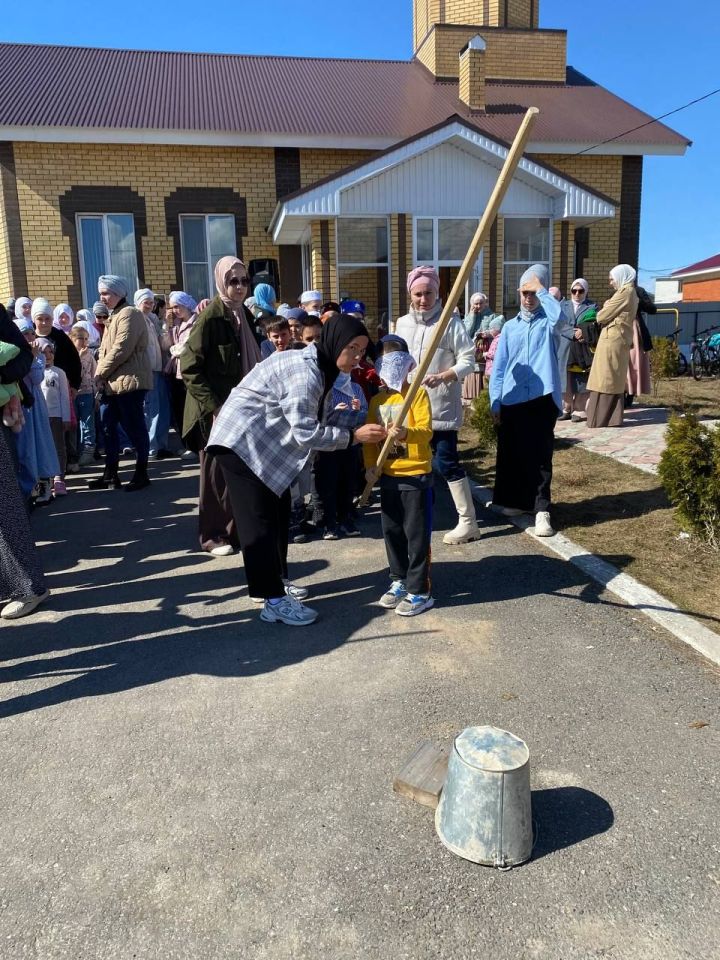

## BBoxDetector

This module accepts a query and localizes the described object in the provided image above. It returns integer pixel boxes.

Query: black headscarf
[316,313,369,407]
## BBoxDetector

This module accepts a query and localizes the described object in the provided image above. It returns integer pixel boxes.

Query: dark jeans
[214,449,291,600]
[430,430,465,482]
[380,480,433,596]
[99,390,150,471]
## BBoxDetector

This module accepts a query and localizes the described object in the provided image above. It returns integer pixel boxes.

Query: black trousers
[214,450,290,600]
[380,481,433,596]
[493,393,557,513]
[315,447,355,527]
[99,390,150,472]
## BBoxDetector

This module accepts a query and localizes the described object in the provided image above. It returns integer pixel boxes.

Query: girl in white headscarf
[586,265,639,428]
[53,303,75,333]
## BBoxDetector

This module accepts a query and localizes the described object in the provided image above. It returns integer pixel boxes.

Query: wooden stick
[359,106,540,505]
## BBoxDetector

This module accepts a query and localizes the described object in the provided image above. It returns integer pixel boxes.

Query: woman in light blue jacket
[489,264,564,537]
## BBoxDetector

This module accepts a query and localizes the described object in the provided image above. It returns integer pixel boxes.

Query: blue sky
[3,0,718,287]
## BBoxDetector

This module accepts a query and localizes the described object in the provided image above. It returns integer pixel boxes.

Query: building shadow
[531,786,614,860]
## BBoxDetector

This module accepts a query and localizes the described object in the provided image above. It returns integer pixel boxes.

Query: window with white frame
[336,217,390,327]
[77,213,139,307]
[503,217,551,312]
[180,214,236,303]
[413,217,482,313]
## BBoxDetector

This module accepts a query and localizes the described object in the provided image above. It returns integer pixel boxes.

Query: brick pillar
[459,37,486,111]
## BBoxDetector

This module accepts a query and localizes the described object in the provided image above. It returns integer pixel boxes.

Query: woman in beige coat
[586,265,639,428]
[90,275,153,491]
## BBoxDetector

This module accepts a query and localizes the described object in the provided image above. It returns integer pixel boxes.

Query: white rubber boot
[443,476,481,544]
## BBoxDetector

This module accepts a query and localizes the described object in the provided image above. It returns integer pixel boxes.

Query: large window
[336,218,390,329]
[77,214,138,307]
[503,217,551,312]
[414,217,482,313]
[180,214,236,303]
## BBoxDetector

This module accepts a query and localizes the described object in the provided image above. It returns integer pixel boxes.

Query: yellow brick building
[0,0,688,329]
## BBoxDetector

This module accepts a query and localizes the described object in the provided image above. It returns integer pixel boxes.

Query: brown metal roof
[672,253,720,277]
[0,42,690,149]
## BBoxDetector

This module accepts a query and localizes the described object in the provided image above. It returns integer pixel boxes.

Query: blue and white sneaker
[260,596,318,626]
[395,594,434,617]
[379,580,407,609]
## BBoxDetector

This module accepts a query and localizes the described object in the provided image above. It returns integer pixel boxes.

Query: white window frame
[179,213,236,302]
[76,212,138,307]
[412,216,483,313]
[501,214,554,311]
[335,216,392,322]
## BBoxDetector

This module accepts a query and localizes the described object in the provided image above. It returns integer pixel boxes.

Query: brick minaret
[414,0,540,52]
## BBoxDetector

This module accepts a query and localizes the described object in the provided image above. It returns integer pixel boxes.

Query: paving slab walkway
[553,404,672,474]
[0,460,718,959]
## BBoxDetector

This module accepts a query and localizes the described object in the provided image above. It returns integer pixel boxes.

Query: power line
[573,85,720,156]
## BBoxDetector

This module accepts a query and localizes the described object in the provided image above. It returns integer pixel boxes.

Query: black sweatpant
[380,478,433,597]
[493,393,557,513]
[214,449,291,600]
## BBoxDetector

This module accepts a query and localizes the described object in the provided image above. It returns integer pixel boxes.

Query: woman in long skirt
[586,265,639,428]
[489,264,564,537]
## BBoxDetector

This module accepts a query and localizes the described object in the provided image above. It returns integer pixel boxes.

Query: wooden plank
[393,741,450,809]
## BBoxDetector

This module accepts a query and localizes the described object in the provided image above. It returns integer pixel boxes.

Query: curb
[469,480,720,668]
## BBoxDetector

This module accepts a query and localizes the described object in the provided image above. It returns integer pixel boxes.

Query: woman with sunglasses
[181,257,262,556]
[489,264,564,538]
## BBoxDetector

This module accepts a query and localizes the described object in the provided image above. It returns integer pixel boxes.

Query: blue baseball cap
[379,334,409,352]
[340,299,365,316]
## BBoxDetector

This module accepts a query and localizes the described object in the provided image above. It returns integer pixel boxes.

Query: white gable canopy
[270,118,616,244]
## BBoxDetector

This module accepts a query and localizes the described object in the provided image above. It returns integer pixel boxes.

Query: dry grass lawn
[640,376,720,419]
[459,423,720,635]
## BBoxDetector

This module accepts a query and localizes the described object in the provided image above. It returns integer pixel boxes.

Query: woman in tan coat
[586,265,639,428]
[90,275,153,491]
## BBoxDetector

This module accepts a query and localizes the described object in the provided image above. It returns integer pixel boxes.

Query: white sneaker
[260,596,318,626]
[209,542,234,557]
[534,511,555,537]
[251,581,310,603]
[283,579,309,601]
[379,580,407,609]
[1,589,50,619]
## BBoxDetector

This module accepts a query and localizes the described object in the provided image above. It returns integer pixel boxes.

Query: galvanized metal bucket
[435,725,532,868]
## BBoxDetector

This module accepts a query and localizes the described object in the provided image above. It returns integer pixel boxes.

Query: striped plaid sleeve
[279,363,351,452]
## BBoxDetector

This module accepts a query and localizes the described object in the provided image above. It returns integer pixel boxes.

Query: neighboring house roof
[271,117,617,244]
[672,254,720,279]
[0,42,690,155]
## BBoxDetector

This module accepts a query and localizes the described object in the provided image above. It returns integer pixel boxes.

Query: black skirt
[493,393,557,514]
[0,427,46,600]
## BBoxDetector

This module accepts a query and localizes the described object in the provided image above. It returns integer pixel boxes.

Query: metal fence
[648,302,720,350]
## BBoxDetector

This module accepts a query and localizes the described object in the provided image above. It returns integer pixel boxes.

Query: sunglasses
[571,287,584,293]
[228,276,250,287]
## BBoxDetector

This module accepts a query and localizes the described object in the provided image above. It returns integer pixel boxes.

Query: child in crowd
[70,324,97,466]
[37,338,72,496]
[363,335,434,617]
[481,317,504,380]
[301,317,323,345]
[260,317,292,359]
[13,319,60,504]
[316,367,368,539]
[286,308,307,343]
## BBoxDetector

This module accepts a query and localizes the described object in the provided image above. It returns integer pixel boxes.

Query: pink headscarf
[407,266,440,296]
[214,256,247,309]
[212,255,260,375]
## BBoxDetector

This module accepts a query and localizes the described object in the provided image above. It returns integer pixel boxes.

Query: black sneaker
[322,526,340,541]
[293,520,316,544]
[339,518,360,537]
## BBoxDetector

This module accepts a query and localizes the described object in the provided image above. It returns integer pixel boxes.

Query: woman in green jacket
[181,257,262,555]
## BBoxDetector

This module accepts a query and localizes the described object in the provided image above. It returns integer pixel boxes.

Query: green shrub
[650,335,678,396]
[469,389,497,452]
[658,412,720,549]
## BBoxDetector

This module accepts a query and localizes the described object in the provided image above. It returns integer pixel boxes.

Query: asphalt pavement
[1,458,718,960]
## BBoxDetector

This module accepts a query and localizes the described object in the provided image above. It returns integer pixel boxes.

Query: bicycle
[690,324,720,381]
[664,328,688,377]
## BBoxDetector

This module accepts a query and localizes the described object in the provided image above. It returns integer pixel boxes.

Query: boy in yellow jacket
[363,335,434,616]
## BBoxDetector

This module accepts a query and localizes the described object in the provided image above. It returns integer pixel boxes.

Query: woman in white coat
[395,266,479,544]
